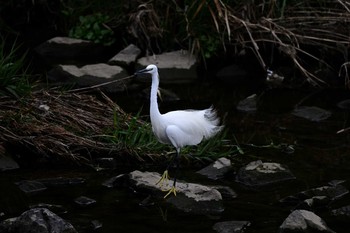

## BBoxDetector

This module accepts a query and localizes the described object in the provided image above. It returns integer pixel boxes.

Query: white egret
[135,64,223,197]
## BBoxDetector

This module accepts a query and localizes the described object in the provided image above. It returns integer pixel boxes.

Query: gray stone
[280,183,349,207]
[47,63,129,93]
[236,94,257,112]
[0,208,77,233]
[331,205,350,217]
[102,174,126,188]
[74,196,96,207]
[279,210,335,233]
[136,50,198,83]
[109,44,141,66]
[197,157,232,180]
[34,37,107,65]
[0,155,19,171]
[236,160,295,187]
[292,106,332,122]
[15,180,47,195]
[213,221,251,233]
[128,170,224,215]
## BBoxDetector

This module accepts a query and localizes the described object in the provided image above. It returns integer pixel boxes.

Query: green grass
[110,108,240,162]
[0,38,32,98]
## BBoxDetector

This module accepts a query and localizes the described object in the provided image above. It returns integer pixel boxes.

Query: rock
[136,50,198,83]
[15,180,47,195]
[210,186,238,200]
[235,160,295,187]
[34,36,108,65]
[236,94,257,112]
[37,177,86,187]
[337,99,350,110]
[74,196,96,207]
[0,208,77,233]
[102,174,126,188]
[90,220,103,231]
[292,106,332,122]
[279,209,335,233]
[29,203,67,215]
[94,157,117,169]
[331,205,350,217]
[280,183,349,207]
[47,63,129,93]
[213,221,251,233]
[0,155,19,171]
[128,170,224,215]
[197,157,232,180]
[109,44,141,67]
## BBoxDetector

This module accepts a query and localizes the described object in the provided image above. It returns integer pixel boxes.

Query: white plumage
[136,64,223,197]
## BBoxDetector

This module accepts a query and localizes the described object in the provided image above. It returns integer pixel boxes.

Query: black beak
[134,67,152,75]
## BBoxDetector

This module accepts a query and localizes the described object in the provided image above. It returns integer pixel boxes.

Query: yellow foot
[156,170,170,189]
[163,186,177,198]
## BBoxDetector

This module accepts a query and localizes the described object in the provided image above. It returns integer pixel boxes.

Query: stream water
[1,81,350,233]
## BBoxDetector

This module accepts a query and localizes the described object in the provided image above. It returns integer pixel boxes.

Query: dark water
[1,82,350,232]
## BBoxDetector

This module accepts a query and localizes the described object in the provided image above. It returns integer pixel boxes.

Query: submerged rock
[128,170,224,215]
[213,220,251,233]
[0,208,77,233]
[136,50,198,83]
[292,106,332,122]
[331,205,350,217]
[279,209,335,233]
[15,180,47,195]
[236,94,257,112]
[235,160,295,187]
[37,177,86,187]
[197,157,232,180]
[280,182,349,208]
[74,196,96,207]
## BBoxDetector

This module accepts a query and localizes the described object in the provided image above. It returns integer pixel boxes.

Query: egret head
[135,64,158,75]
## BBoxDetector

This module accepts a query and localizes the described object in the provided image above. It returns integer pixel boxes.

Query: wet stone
[37,177,86,187]
[197,157,232,180]
[280,183,349,207]
[90,220,103,231]
[331,205,350,217]
[29,203,67,215]
[279,209,335,233]
[102,174,126,188]
[235,160,295,187]
[213,220,251,233]
[15,180,47,195]
[337,99,350,110]
[0,155,19,171]
[292,106,332,122]
[210,185,238,200]
[0,208,77,233]
[127,170,224,215]
[236,94,257,112]
[74,196,96,207]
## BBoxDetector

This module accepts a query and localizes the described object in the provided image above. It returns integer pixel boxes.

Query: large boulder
[279,210,335,233]
[109,44,141,67]
[236,160,295,187]
[136,50,198,83]
[47,63,129,93]
[197,157,233,180]
[126,170,224,215]
[0,208,77,233]
[34,37,108,65]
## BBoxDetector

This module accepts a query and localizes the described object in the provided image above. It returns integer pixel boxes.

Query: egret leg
[160,150,180,198]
